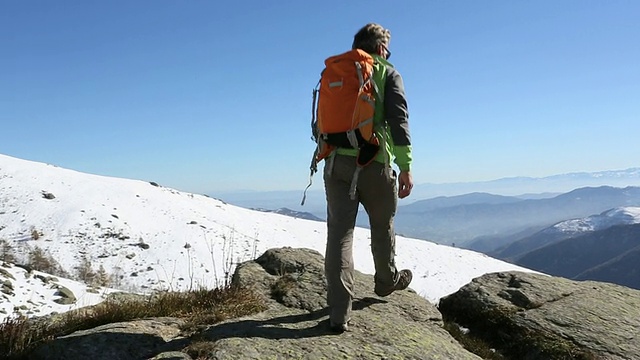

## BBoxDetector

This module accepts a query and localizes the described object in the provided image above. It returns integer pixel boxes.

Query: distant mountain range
[461,206,640,290]
[510,221,640,290]
[214,167,640,219]
[494,207,640,260]
[399,192,523,212]
[396,186,640,247]
[223,183,640,254]
[410,168,640,199]
[251,207,323,222]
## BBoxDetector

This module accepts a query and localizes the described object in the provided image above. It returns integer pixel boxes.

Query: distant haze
[214,167,640,218]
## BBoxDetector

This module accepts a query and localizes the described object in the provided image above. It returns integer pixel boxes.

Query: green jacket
[336,54,412,171]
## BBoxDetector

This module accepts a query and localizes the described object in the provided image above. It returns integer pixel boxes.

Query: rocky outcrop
[25,249,640,360]
[439,271,640,360]
[28,247,478,359]
[211,247,478,359]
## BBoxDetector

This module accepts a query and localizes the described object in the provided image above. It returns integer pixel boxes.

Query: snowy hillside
[0,154,535,321]
[0,263,118,319]
[551,207,640,234]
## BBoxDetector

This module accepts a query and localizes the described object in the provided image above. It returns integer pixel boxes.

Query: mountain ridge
[398,185,640,246]
[512,223,640,289]
[494,206,640,259]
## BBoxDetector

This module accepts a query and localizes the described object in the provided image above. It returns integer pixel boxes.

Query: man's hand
[398,170,413,199]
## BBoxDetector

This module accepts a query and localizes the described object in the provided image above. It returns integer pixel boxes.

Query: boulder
[28,317,187,360]
[205,247,479,359]
[29,247,479,359]
[438,271,640,360]
[53,285,76,305]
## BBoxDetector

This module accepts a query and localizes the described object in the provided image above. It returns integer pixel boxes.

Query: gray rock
[53,285,76,305]
[28,247,480,359]
[148,351,193,359]
[42,191,56,199]
[439,271,640,360]
[0,266,15,280]
[35,274,59,283]
[2,279,14,292]
[26,250,640,359]
[104,291,149,304]
[29,317,187,360]
[211,247,480,359]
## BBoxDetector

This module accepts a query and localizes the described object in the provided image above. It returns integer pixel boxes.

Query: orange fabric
[317,141,335,162]
[316,49,377,161]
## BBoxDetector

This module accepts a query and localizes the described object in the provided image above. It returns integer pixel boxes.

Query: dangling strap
[382,128,391,181]
[326,151,337,178]
[301,148,337,206]
[302,78,323,206]
[301,146,320,206]
[301,178,313,206]
[348,166,363,200]
[355,62,364,88]
[371,75,381,103]
[301,179,312,206]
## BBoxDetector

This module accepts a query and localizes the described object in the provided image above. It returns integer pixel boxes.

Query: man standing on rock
[323,23,414,333]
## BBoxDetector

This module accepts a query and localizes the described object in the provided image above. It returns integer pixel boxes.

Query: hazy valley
[219,169,640,291]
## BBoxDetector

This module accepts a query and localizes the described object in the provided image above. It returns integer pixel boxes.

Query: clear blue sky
[2,1,639,193]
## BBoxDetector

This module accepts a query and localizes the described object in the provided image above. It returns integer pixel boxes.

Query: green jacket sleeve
[385,67,412,171]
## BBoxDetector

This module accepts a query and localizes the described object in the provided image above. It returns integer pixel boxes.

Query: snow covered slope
[0,262,117,319]
[551,207,640,234]
[0,154,535,321]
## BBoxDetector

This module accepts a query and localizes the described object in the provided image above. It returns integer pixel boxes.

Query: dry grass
[0,285,267,359]
[183,340,220,359]
[270,273,297,299]
[27,246,69,278]
[0,239,16,263]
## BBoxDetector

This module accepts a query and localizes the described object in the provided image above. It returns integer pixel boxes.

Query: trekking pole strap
[301,175,313,206]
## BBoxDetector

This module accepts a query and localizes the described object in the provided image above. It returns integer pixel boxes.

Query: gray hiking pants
[324,154,398,325]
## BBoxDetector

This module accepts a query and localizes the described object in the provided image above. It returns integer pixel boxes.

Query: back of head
[352,23,391,53]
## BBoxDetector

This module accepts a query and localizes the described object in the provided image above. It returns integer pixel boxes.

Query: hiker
[317,23,414,333]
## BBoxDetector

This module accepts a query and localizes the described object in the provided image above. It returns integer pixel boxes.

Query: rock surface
[208,247,478,359]
[26,249,640,360]
[29,247,478,359]
[438,271,640,360]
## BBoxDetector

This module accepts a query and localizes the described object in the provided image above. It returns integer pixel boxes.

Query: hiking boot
[329,319,350,333]
[329,322,349,333]
[374,269,413,297]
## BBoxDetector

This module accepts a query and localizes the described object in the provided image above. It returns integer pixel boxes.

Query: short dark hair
[352,23,391,53]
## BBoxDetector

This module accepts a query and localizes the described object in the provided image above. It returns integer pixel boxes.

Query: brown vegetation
[0,286,267,359]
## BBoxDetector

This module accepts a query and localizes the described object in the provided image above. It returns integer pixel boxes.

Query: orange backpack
[313,49,380,163]
[302,49,381,205]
